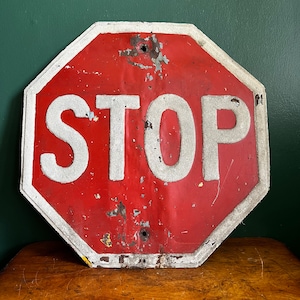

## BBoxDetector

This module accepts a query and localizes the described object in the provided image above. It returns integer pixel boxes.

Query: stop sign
[20,22,269,268]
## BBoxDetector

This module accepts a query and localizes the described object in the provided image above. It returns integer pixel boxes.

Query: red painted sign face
[21,22,269,268]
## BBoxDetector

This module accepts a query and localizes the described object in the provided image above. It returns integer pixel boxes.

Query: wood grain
[0,238,299,299]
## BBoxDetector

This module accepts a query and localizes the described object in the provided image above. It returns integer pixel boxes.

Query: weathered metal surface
[20,22,269,268]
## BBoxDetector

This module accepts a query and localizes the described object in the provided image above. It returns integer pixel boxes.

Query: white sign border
[21,22,270,268]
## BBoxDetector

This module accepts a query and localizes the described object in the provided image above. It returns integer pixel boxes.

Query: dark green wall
[1,1,299,269]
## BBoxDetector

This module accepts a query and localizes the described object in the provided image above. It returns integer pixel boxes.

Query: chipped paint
[133,209,141,217]
[119,34,169,79]
[86,111,95,121]
[94,193,101,199]
[119,255,129,264]
[144,120,153,129]
[152,51,169,73]
[100,233,112,247]
[106,201,126,220]
[92,115,99,122]
[140,220,150,227]
[231,98,240,107]
[100,256,110,262]
[145,73,153,82]
[255,94,263,105]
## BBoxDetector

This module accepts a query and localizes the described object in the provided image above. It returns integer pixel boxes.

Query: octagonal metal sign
[20,22,269,268]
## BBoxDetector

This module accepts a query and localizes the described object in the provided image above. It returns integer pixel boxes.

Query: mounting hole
[140,44,148,53]
[140,228,150,241]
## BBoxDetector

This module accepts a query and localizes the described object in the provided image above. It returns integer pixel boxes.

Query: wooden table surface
[0,238,299,299]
